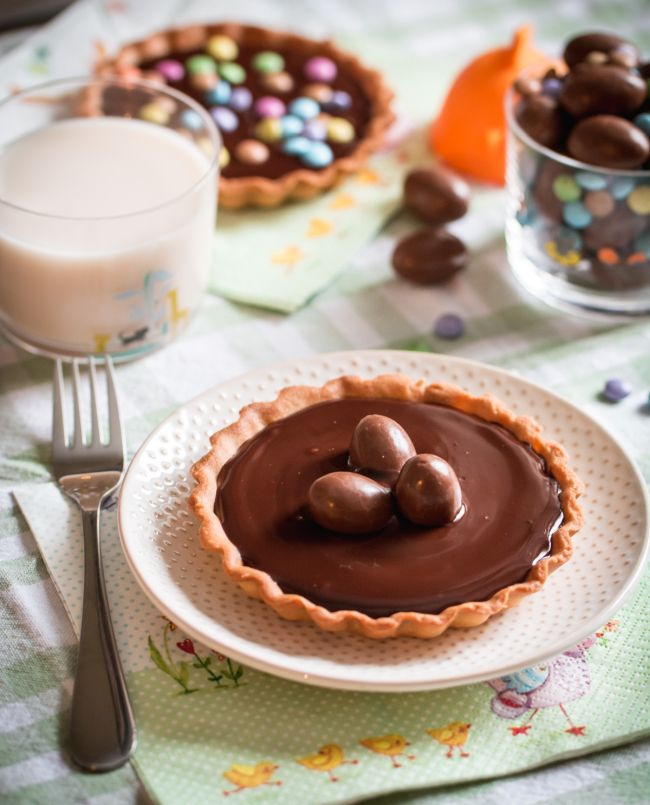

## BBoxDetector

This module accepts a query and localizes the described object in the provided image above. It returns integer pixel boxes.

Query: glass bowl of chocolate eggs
[505,32,650,317]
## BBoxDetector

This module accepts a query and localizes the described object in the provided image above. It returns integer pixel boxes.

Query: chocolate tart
[95,23,394,209]
[190,374,583,639]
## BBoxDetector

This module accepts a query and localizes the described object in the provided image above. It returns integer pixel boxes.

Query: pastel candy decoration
[301,141,333,168]
[430,26,555,184]
[325,90,352,112]
[303,83,334,104]
[229,86,253,111]
[139,102,170,125]
[327,117,355,143]
[262,71,294,93]
[563,201,592,229]
[282,136,311,156]
[253,51,285,74]
[255,118,283,142]
[205,82,231,105]
[190,72,218,92]
[235,139,270,165]
[219,62,246,84]
[219,147,230,168]
[255,96,286,119]
[206,34,239,62]
[186,54,217,75]
[211,106,239,133]
[280,114,304,136]
[575,171,608,191]
[155,59,185,81]
[628,186,650,215]
[179,109,204,131]
[303,119,327,141]
[289,96,320,120]
[304,56,337,82]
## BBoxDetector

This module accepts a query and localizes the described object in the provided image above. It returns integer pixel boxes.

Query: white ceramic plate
[118,350,649,692]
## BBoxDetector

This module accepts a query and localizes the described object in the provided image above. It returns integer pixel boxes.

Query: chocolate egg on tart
[190,374,583,639]
[95,23,394,209]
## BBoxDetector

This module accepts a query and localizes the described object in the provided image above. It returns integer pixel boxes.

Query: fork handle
[69,507,136,772]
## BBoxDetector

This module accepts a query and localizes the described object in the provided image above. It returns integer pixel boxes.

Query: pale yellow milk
[0,116,216,354]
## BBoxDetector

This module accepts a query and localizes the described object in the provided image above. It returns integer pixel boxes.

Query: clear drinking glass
[0,77,220,359]
[505,86,650,318]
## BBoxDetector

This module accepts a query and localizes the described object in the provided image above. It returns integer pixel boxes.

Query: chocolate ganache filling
[215,398,563,617]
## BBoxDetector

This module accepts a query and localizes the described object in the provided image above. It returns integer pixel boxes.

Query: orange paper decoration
[429,26,554,185]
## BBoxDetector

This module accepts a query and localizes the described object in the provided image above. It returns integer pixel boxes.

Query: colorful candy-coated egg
[210,106,238,133]
[307,471,393,535]
[302,83,334,104]
[190,72,218,91]
[541,77,562,99]
[304,56,337,82]
[301,141,333,167]
[206,34,238,62]
[186,54,217,75]
[325,90,352,112]
[584,190,614,218]
[303,119,327,141]
[602,378,632,402]
[255,117,283,142]
[433,313,464,339]
[575,171,608,191]
[139,102,169,125]
[205,81,231,105]
[262,71,294,93]
[252,50,285,74]
[155,96,177,114]
[563,201,592,229]
[610,177,636,200]
[155,59,184,82]
[395,454,463,527]
[179,109,204,131]
[280,114,304,137]
[633,113,650,137]
[289,97,320,120]
[552,174,581,202]
[628,186,650,215]
[218,62,246,84]
[255,96,286,119]
[219,147,230,168]
[349,415,416,476]
[282,136,311,156]
[326,117,355,143]
[235,139,270,165]
[229,86,253,112]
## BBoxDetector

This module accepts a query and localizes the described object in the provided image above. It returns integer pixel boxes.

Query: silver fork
[52,356,136,772]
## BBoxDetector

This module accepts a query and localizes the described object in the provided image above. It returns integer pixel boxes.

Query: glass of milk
[0,77,220,359]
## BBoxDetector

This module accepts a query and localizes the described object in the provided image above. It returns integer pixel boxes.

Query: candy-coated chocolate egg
[584,190,614,218]
[252,50,285,74]
[255,96,286,119]
[395,454,463,527]
[205,81,231,105]
[218,62,246,84]
[139,102,169,125]
[179,109,204,131]
[628,186,650,215]
[229,86,253,111]
[567,115,650,169]
[515,95,565,149]
[392,229,468,285]
[307,472,393,534]
[303,83,334,104]
[280,114,304,137]
[403,165,470,225]
[326,117,355,143]
[190,72,218,92]
[210,106,238,133]
[300,141,333,168]
[289,97,320,120]
[349,414,416,476]
[235,139,270,165]
[255,117,283,143]
[303,119,327,141]
[559,65,646,118]
[325,90,353,112]
[282,136,311,156]
[186,54,217,75]
[206,34,239,62]
[155,59,185,82]
[563,32,639,68]
[262,71,294,93]
[304,56,337,82]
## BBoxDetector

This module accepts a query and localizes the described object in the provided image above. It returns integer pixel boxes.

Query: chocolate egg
[395,454,463,527]
[403,166,470,225]
[563,33,639,68]
[307,472,393,534]
[392,229,468,285]
[349,414,416,476]
[567,115,650,169]
[559,65,646,118]
[515,95,565,149]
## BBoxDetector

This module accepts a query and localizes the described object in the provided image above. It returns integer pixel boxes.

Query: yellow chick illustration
[427,721,472,758]
[222,761,281,796]
[296,743,359,782]
[360,734,416,768]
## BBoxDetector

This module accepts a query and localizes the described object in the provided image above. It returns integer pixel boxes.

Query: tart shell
[190,374,584,639]
[95,23,395,209]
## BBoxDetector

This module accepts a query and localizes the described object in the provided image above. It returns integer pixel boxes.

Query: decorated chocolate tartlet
[190,375,583,639]
[96,23,394,208]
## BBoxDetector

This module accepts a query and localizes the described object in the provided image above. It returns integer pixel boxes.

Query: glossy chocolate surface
[139,41,371,180]
[392,229,468,285]
[215,398,563,617]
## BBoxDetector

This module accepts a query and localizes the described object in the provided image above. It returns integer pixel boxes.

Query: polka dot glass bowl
[117,350,649,691]
[505,88,650,319]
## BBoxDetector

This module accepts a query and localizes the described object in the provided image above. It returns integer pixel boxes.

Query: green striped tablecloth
[1,0,650,803]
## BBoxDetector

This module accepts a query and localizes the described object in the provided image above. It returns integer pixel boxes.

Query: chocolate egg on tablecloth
[403,165,470,224]
[349,414,416,477]
[392,229,468,285]
[307,471,394,534]
[395,454,463,527]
